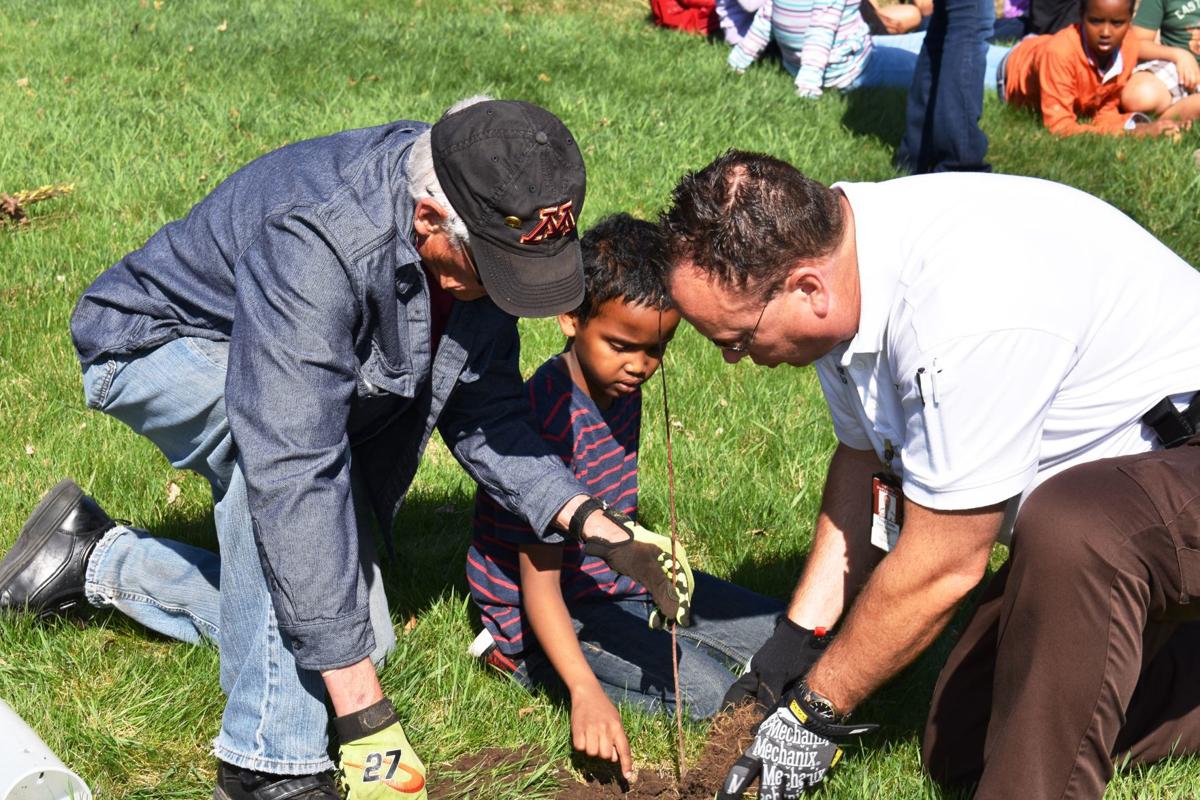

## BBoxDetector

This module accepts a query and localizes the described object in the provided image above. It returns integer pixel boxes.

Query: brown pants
[923,437,1200,800]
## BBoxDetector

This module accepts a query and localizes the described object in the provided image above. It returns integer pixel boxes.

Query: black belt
[1142,393,1200,448]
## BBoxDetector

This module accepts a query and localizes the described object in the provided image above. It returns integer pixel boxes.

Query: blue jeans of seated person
[852,32,1010,91]
[510,572,783,720]
[896,0,996,172]
[80,336,395,775]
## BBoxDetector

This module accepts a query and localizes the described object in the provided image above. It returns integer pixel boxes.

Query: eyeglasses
[719,296,770,355]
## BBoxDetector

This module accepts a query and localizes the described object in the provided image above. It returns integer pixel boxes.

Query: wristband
[334,698,399,743]
[569,497,633,541]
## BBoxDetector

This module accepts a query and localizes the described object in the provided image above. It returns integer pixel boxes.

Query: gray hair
[407,94,494,246]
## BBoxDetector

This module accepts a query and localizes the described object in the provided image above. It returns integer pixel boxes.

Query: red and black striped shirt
[466,355,647,655]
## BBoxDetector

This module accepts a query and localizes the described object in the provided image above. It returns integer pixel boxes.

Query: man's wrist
[321,657,385,717]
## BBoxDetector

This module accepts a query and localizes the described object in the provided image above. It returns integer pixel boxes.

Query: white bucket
[0,701,91,800]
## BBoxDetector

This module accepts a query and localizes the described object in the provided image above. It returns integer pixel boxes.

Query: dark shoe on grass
[0,478,115,618]
[213,763,340,800]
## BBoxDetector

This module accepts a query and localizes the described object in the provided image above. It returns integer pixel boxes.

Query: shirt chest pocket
[357,347,415,399]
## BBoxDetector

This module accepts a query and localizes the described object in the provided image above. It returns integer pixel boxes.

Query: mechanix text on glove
[717,687,877,800]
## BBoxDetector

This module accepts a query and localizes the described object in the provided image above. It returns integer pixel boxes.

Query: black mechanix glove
[723,618,832,710]
[717,682,876,800]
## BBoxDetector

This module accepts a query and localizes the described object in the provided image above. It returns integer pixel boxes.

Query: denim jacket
[70,121,582,671]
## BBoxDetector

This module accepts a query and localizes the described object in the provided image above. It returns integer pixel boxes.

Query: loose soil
[430,703,761,799]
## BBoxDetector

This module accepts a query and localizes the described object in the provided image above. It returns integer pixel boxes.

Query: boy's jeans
[511,572,784,719]
[80,336,395,775]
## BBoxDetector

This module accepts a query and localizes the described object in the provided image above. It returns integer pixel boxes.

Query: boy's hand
[571,684,633,778]
[1132,118,1189,139]
[335,699,427,799]
[1172,47,1200,90]
[573,499,694,626]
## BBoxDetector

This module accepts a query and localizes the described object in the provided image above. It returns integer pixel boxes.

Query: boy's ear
[557,312,580,338]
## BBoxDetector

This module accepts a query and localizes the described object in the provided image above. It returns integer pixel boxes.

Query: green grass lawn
[2,1,1199,797]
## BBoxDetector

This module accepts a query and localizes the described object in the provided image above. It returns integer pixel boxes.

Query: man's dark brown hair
[661,150,845,295]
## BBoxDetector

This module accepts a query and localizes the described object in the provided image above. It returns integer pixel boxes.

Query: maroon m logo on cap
[519,201,576,244]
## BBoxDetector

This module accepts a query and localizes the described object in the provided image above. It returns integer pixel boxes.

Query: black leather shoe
[0,478,116,618]
[213,762,341,800]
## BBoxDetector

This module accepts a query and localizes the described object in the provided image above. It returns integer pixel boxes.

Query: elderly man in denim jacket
[0,98,694,800]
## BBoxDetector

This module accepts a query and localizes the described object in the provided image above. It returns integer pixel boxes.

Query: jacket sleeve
[225,210,375,672]
[438,320,585,545]
[1038,49,1130,135]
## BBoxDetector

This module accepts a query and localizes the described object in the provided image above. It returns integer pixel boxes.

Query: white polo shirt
[815,173,1200,540]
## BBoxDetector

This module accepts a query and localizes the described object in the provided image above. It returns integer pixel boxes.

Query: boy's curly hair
[572,213,674,324]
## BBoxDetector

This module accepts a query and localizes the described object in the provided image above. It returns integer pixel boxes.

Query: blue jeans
[852,32,1009,92]
[81,336,395,775]
[895,0,996,173]
[511,572,783,720]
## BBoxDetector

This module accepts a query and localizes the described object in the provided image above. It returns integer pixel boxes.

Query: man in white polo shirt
[661,149,1200,800]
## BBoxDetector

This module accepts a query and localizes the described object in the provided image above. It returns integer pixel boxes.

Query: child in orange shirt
[999,0,1191,135]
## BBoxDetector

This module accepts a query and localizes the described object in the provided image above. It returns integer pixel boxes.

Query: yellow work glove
[575,499,695,627]
[335,699,427,799]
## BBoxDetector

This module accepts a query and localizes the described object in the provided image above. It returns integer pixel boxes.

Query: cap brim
[471,237,585,318]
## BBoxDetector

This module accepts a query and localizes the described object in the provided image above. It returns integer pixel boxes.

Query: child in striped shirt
[466,214,782,777]
[729,0,1009,95]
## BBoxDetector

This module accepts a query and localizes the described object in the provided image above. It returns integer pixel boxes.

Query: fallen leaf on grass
[166,481,181,505]
[215,19,227,32]
[517,706,537,718]
[24,444,34,456]
[403,616,418,634]
[16,77,29,88]
[537,72,551,82]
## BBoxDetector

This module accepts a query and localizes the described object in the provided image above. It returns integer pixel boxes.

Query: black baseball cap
[431,100,586,317]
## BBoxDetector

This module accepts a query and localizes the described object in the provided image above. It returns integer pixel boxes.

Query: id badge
[870,473,904,552]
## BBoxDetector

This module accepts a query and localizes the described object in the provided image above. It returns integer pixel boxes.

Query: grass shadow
[840,87,911,151]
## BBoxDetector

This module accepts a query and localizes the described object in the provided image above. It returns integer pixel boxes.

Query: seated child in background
[729,0,1009,95]
[466,214,783,776]
[1120,0,1200,120]
[1000,0,1191,136]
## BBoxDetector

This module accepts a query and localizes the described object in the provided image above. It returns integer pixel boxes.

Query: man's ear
[557,312,580,338]
[413,198,449,238]
[785,262,831,319]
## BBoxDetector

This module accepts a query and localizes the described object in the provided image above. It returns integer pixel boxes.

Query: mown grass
[1,1,1198,798]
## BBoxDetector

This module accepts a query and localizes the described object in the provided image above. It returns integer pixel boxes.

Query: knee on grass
[1122,74,1173,115]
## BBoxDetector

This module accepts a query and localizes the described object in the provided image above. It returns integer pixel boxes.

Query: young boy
[998,0,1190,135]
[465,214,783,777]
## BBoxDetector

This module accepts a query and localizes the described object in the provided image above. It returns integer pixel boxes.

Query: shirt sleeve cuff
[517,470,585,545]
[280,606,377,672]
[902,463,1037,512]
